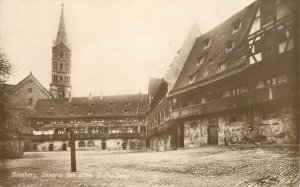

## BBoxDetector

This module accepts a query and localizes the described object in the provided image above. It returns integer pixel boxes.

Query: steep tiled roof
[170,2,258,95]
[53,5,70,49]
[32,94,148,118]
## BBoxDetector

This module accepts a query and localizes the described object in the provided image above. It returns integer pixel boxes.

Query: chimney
[68,93,72,103]
[89,93,92,100]
[100,92,103,100]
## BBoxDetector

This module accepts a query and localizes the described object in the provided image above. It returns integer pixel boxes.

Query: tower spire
[53,4,69,48]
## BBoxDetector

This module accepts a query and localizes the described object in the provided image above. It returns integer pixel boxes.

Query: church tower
[50,4,71,98]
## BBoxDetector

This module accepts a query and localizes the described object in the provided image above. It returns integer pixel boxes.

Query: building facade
[147,0,299,151]
[0,73,52,156]
[30,94,148,151]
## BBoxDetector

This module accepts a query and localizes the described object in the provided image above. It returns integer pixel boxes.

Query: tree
[0,48,13,129]
[0,48,12,83]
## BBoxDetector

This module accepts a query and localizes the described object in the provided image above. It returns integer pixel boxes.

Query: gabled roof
[53,5,70,49]
[164,23,201,94]
[9,73,52,97]
[31,94,148,118]
[170,1,258,95]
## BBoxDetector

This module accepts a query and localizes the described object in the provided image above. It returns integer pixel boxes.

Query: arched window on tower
[60,63,63,72]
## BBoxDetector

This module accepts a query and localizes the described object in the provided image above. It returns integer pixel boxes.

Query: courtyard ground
[0,145,299,187]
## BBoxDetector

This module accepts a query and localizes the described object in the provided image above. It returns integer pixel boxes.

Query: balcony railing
[170,83,293,120]
[32,133,146,141]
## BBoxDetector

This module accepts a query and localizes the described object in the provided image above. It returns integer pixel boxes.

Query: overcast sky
[0,0,255,96]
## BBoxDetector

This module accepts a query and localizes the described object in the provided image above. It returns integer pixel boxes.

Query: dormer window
[203,38,211,49]
[208,56,215,64]
[225,41,234,53]
[232,21,241,33]
[189,74,196,84]
[88,111,92,115]
[196,56,204,66]
[90,103,95,108]
[217,63,226,72]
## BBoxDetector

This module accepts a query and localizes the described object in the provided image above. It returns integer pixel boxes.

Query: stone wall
[182,106,297,148]
[149,134,173,151]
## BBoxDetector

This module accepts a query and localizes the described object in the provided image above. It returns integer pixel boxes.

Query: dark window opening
[196,56,204,66]
[87,141,95,147]
[203,38,211,48]
[181,97,189,108]
[28,87,33,93]
[232,21,241,32]
[78,141,85,147]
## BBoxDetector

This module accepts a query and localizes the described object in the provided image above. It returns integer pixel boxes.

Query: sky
[0,0,255,97]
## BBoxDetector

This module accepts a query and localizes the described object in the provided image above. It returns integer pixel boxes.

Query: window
[123,109,129,113]
[106,110,111,114]
[196,56,204,66]
[90,103,95,108]
[50,105,55,110]
[27,98,32,105]
[225,41,234,53]
[208,57,215,64]
[73,104,78,109]
[125,102,131,107]
[217,63,225,72]
[223,90,231,98]
[78,141,85,147]
[201,97,206,104]
[171,98,180,110]
[106,102,113,106]
[59,91,65,98]
[88,111,92,115]
[189,74,196,84]
[232,21,241,33]
[203,38,211,49]
[249,8,261,35]
[60,51,64,59]
[181,97,189,108]
[28,87,33,93]
[87,141,95,147]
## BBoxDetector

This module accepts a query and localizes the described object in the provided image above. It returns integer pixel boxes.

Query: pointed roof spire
[53,3,70,48]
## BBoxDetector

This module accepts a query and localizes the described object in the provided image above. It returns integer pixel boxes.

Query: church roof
[169,2,258,96]
[31,94,149,118]
[53,4,70,49]
[9,72,52,97]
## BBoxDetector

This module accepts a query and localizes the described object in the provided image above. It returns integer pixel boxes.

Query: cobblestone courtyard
[0,146,299,186]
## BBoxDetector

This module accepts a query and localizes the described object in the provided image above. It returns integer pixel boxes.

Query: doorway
[208,126,218,145]
[49,144,54,151]
[62,143,67,151]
